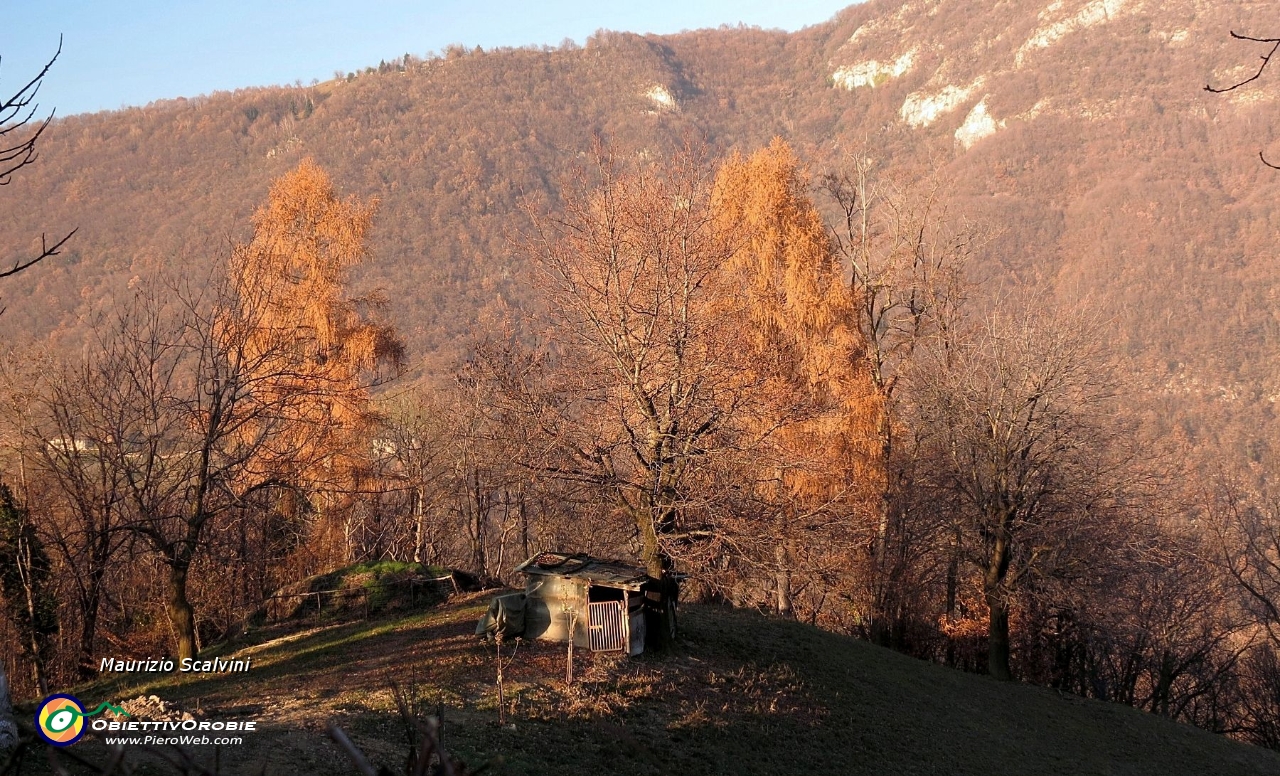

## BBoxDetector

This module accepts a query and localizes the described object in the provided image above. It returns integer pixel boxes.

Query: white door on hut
[585,584,628,653]
[581,586,646,655]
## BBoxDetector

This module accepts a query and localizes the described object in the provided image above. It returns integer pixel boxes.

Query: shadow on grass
[73,601,492,714]
[16,602,1280,776]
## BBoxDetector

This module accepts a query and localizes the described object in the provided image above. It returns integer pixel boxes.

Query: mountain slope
[0,0,1277,443]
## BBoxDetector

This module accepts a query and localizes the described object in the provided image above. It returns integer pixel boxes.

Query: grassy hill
[18,594,1280,775]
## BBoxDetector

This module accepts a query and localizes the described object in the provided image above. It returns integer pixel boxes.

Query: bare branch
[0,227,77,280]
[327,723,379,776]
[1205,31,1280,93]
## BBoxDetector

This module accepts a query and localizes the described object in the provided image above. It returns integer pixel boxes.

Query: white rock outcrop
[833,49,917,89]
[901,77,985,127]
[955,98,1006,148]
[1016,0,1128,67]
[644,85,678,112]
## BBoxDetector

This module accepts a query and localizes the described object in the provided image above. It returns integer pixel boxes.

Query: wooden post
[566,634,574,686]
[564,605,578,686]
[496,632,506,725]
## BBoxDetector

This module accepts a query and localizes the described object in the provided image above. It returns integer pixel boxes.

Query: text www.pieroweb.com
[102,734,243,746]
[92,719,255,746]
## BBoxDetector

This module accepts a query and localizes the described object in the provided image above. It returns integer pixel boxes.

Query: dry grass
[12,595,1280,775]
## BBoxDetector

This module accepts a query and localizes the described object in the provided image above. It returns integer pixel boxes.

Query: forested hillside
[3,0,1276,414]
[7,0,1280,762]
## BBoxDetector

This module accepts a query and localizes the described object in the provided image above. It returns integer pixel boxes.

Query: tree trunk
[468,473,490,577]
[869,412,894,645]
[78,600,100,681]
[634,500,676,649]
[944,533,960,667]
[775,544,793,618]
[518,493,530,563]
[75,557,110,680]
[22,589,48,696]
[167,562,197,661]
[985,587,1012,681]
[412,486,425,564]
[636,506,664,580]
[17,542,48,695]
[1153,651,1174,717]
[983,511,1015,681]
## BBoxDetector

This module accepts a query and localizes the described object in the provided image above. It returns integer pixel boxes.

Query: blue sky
[0,1,859,117]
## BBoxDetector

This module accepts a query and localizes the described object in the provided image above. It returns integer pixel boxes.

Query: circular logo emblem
[35,694,86,747]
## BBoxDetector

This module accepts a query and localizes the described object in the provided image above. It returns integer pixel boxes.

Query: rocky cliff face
[818,0,1280,457]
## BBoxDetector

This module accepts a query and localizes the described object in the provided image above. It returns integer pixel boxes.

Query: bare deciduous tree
[1212,484,1280,651]
[915,304,1129,680]
[0,37,75,289]
[376,390,451,566]
[485,141,885,629]
[821,156,973,645]
[516,144,741,581]
[102,281,316,661]
[85,261,396,661]
[2,347,133,680]
[1,37,72,754]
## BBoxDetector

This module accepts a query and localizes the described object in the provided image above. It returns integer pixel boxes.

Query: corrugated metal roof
[515,552,651,590]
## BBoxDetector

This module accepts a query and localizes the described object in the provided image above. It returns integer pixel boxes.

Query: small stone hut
[477,552,677,655]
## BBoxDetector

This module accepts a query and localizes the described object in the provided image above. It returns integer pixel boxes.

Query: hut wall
[524,575,589,646]
[627,591,646,656]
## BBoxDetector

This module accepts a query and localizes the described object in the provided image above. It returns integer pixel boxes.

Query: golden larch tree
[711,138,881,617]
[228,158,404,553]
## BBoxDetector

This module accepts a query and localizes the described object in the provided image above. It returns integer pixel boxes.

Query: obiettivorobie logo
[35,694,131,747]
